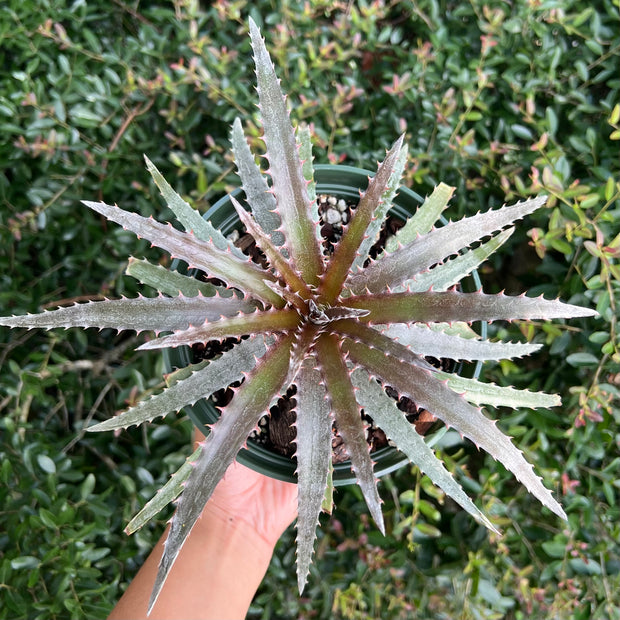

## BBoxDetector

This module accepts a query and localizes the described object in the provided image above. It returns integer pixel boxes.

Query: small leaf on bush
[36,454,56,474]
[38,508,58,529]
[80,473,96,501]
[566,353,599,367]
[542,539,567,558]
[11,556,41,570]
[414,522,442,538]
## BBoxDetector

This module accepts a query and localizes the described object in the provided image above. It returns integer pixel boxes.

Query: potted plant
[162,162,486,486]
[0,17,596,614]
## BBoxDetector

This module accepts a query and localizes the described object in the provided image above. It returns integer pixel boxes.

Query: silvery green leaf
[297,124,318,205]
[403,228,515,293]
[345,339,567,521]
[230,117,284,248]
[385,182,454,253]
[148,334,294,615]
[436,372,562,409]
[144,156,245,258]
[249,17,323,284]
[293,357,332,593]
[87,336,268,432]
[82,200,283,307]
[125,257,222,298]
[125,446,202,535]
[0,295,257,334]
[425,321,480,339]
[351,368,498,533]
[381,323,542,361]
[347,196,548,295]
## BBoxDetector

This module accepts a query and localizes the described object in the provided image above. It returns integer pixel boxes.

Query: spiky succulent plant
[1,18,596,614]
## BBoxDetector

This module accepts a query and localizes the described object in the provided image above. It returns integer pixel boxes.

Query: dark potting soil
[192,194,448,463]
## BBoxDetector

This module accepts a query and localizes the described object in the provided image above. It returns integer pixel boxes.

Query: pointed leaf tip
[249,16,323,285]
[294,359,331,598]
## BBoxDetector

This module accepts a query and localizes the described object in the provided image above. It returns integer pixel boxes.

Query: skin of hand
[194,428,298,547]
[108,431,298,620]
[205,457,299,549]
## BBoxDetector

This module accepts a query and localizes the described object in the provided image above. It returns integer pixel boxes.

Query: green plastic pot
[164,164,484,484]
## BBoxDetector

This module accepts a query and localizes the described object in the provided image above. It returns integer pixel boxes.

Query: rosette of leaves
[0,18,596,613]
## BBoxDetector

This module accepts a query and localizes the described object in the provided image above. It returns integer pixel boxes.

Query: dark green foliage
[1,0,618,618]
[0,389,191,619]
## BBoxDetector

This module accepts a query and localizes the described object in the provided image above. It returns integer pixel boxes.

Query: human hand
[108,432,298,620]
[194,430,298,547]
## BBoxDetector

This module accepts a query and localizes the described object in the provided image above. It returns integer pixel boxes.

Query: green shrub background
[0,1,618,618]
